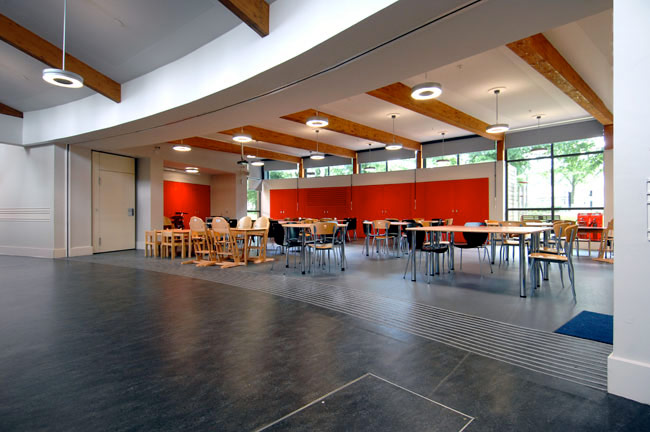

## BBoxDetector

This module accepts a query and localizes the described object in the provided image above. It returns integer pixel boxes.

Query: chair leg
[558,262,565,289]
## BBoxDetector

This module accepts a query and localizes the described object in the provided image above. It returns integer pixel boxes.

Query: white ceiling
[202,8,613,158]
[0,0,242,111]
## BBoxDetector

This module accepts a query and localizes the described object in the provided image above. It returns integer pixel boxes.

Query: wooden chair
[529,224,578,300]
[183,217,217,267]
[211,217,234,262]
[307,222,339,272]
[144,230,158,257]
[371,220,391,256]
[594,219,614,262]
[237,216,252,229]
[163,216,172,229]
[499,221,525,263]
[248,216,270,259]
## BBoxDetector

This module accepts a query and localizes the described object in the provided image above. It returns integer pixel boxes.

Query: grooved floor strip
[69,253,611,391]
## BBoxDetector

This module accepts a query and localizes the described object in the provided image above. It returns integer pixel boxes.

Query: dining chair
[211,217,233,262]
[499,220,525,263]
[182,217,216,266]
[371,220,391,256]
[456,222,493,275]
[307,221,339,272]
[144,230,157,257]
[529,224,578,300]
[248,216,270,258]
[237,216,252,229]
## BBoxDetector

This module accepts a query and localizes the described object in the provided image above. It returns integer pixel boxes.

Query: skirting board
[69,246,93,257]
[0,245,59,259]
[608,353,650,405]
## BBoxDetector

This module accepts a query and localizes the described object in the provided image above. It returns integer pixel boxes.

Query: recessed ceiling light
[172,144,191,152]
[411,82,442,100]
[185,167,199,174]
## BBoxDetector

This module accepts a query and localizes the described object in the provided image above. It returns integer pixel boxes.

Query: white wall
[604,149,614,223]
[163,171,211,185]
[0,144,57,257]
[68,146,93,256]
[211,174,237,219]
[608,0,650,405]
[262,162,500,220]
[0,116,22,145]
[135,156,163,249]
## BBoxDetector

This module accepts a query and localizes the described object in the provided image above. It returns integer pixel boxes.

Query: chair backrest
[163,216,172,226]
[237,216,252,229]
[405,223,425,250]
[373,220,390,231]
[445,218,453,226]
[500,221,523,227]
[189,216,205,231]
[347,218,357,230]
[463,222,488,247]
[253,216,269,229]
[553,222,571,239]
[563,225,579,257]
[272,223,285,246]
[464,222,484,227]
[211,217,229,231]
[313,221,337,237]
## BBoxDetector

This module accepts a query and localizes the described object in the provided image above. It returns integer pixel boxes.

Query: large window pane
[387,158,416,171]
[361,161,387,173]
[328,164,353,176]
[507,209,553,222]
[507,143,551,160]
[554,137,604,155]
[459,149,496,165]
[267,169,298,179]
[425,155,458,168]
[554,153,604,208]
[507,158,552,209]
[247,190,259,211]
[306,167,327,177]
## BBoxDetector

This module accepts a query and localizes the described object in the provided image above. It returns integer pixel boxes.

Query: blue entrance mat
[555,311,613,344]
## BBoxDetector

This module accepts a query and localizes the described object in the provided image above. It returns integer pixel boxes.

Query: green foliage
[387,158,416,171]
[459,149,497,164]
[554,140,603,205]
[247,190,258,211]
[267,169,298,179]
[328,164,353,176]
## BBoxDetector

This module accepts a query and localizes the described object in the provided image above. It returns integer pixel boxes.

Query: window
[247,179,260,219]
[506,137,604,221]
[387,158,416,171]
[267,169,298,179]
[328,164,353,176]
[360,161,387,173]
[306,167,328,177]
[459,149,497,165]
[426,155,458,168]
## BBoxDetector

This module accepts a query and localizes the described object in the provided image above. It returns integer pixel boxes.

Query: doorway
[92,151,136,253]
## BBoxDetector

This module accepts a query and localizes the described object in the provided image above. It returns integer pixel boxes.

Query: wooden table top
[406,225,551,234]
[229,227,268,233]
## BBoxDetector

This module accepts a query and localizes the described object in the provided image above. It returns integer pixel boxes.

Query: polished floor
[1,246,648,431]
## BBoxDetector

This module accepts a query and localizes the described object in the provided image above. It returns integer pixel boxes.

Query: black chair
[456,222,493,274]
[345,217,358,241]
[270,223,301,270]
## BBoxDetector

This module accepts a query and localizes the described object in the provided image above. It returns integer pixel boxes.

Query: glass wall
[360,161,387,173]
[387,158,416,171]
[425,149,496,168]
[266,169,298,179]
[306,165,353,177]
[506,137,604,221]
[247,179,260,219]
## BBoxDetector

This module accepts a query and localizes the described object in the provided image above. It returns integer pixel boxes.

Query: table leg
[449,233,455,271]
[411,230,417,282]
[301,228,306,274]
[490,233,496,264]
[340,227,346,271]
[519,234,527,297]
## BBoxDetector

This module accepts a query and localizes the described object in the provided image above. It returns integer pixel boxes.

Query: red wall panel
[163,181,211,227]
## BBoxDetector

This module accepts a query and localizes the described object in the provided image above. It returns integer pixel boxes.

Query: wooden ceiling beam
[218,0,269,37]
[0,102,23,118]
[281,109,421,151]
[220,126,356,159]
[507,33,612,126]
[171,137,300,164]
[0,13,121,103]
[367,82,503,141]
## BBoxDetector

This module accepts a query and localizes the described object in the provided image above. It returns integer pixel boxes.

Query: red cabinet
[299,187,350,219]
[270,189,298,219]
[351,183,414,237]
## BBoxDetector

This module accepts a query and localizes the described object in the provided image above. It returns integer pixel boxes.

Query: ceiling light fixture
[185,167,199,174]
[310,129,325,160]
[250,145,265,166]
[172,140,191,152]
[411,82,442,100]
[365,143,376,172]
[528,115,549,158]
[251,160,265,167]
[237,139,249,167]
[435,132,451,167]
[306,111,329,128]
[43,0,84,88]
[486,89,509,134]
[386,114,403,150]
[233,127,252,143]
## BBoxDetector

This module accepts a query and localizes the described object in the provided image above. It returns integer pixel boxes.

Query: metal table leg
[341,227,346,271]
[285,226,290,269]
[411,230,417,282]
[449,232,455,270]
[301,228,306,274]
[490,233,496,264]
[519,234,527,297]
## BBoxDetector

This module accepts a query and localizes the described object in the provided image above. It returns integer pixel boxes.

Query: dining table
[406,225,553,297]
[282,222,348,274]
[229,227,273,265]
[362,220,410,257]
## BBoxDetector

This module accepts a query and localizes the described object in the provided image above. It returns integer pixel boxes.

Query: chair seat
[529,252,568,262]
[537,246,561,254]
[502,239,521,246]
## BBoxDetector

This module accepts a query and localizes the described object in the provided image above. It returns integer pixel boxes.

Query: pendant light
[43,0,84,88]
[236,140,249,167]
[411,72,442,100]
[486,89,509,134]
[310,129,325,160]
[250,144,265,166]
[385,114,403,150]
[306,110,329,128]
[185,167,199,174]
[435,132,451,167]
[365,143,376,172]
[529,115,548,158]
[233,127,252,143]
[172,139,191,152]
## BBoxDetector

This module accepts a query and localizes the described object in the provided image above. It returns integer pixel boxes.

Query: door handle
[128,208,135,216]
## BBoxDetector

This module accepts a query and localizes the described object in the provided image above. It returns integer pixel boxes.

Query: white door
[92,152,136,252]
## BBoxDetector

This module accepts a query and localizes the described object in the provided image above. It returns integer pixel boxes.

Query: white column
[603,149,614,224]
[135,155,163,249]
[608,0,650,405]
[68,146,93,256]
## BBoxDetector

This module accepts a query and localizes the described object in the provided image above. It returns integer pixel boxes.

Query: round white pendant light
[185,167,199,174]
[306,114,329,128]
[43,0,84,88]
[43,69,84,88]
[486,89,509,133]
[527,115,548,157]
[233,132,252,143]
[172,144,191,152]
[435,132,451,167]
[251,160,265,166]
[411,82,442,100]
[310,129,325,160]
[386,114,403,150]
